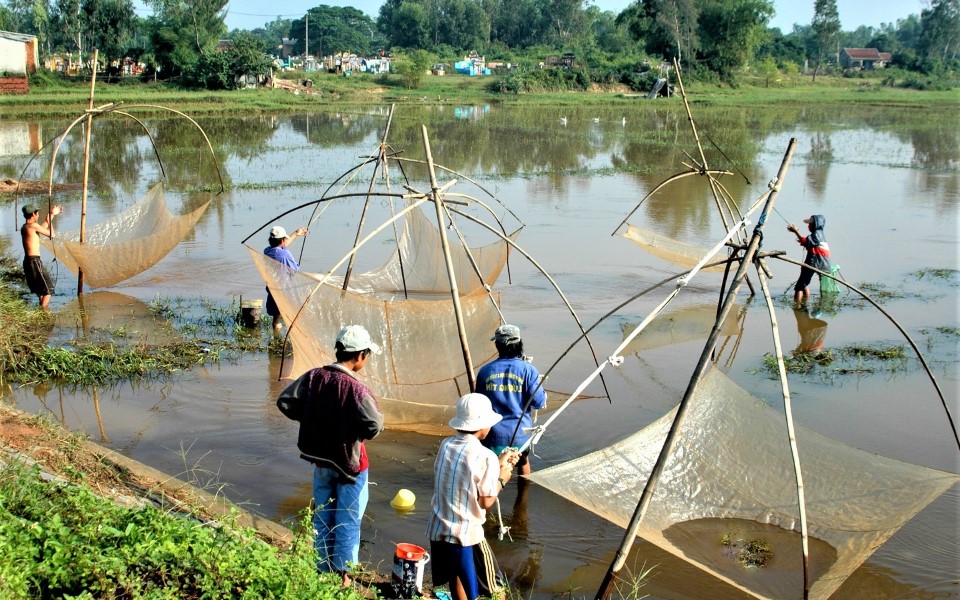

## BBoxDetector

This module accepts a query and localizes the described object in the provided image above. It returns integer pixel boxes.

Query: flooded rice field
[1,103,957,598]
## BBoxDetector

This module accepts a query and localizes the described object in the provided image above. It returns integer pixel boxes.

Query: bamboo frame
[594,137,798,600]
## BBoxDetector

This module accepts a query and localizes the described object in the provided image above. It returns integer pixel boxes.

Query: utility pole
[305,13,309,58]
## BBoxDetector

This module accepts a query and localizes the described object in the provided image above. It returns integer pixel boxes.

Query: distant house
[545,52,577,69]
[0,30,38,94]
[840,48,890,70]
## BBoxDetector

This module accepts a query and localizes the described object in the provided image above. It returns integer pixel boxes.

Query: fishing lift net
[620,224,727,273]
[40,183,209,288]
[620,303,742,353]
[528,366,959,600]
[249,205,518,434]
[324,200,519,295]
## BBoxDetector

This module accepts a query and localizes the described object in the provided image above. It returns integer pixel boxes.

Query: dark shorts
[265,287,280,317]
[23,256,53,297]
[795,265,815,292]
[430,538,502,600]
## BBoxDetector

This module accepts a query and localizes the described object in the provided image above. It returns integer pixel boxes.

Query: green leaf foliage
[0,462,352,599]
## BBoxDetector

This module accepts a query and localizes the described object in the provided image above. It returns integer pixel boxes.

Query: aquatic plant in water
[720,530,773,568]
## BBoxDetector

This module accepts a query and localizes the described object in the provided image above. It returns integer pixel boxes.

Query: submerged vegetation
[7,341,215,386]
[0,271,282,387]
[756,342,912,380]
[720,531,773,568]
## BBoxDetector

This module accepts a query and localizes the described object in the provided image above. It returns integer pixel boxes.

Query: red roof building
[840,48,890,70]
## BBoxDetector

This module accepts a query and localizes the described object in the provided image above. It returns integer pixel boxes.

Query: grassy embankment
[0,69,957,120]
[0,406,359,599]
[0,245,365,598]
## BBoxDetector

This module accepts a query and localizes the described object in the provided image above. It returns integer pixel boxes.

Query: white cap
[448,393,502,431]
[336,325,382,354]
[269,226,288,239]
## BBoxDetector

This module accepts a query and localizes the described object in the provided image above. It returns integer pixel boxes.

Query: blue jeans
[313,466,368,573]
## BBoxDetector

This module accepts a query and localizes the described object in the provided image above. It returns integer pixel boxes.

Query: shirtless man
[20,203,62,309]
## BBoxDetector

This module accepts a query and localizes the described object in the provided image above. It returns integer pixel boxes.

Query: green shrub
[0,462,350,599]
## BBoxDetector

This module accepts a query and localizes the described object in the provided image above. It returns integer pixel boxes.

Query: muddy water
[1,103,957,598]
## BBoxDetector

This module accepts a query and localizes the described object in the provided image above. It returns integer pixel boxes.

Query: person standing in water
[787,214,831,306]
[263,224,307,330]
[20,203,62,309]
[475,324,547,476]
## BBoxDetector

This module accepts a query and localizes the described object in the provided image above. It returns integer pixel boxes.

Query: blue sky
[133,0,925,33]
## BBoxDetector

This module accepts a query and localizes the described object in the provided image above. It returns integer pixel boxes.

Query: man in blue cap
[474,324,547,475]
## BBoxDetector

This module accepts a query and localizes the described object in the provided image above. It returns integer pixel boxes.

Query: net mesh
[325,202,518,295]
[621,224,728,273]
[620,303,742,353]
[40,183,209,288]
[249,205,517,434]
[527,366,958,599]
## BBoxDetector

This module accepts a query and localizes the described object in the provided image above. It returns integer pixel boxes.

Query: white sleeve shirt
[426,432,500,547]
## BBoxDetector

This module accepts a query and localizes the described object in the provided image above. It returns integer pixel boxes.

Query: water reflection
[805,131,833,199]
[793,306,829,355]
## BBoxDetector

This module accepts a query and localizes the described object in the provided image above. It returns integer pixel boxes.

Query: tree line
[1,0,956,89]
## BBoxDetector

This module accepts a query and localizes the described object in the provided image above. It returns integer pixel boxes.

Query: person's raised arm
[786,223,803,243]
[35,205,63,238]
[281,227,308,247]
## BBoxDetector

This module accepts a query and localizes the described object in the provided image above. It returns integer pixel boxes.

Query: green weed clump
[0,461,353,599]
[7,341,215,386]
[755,342,910,380]
[720,531,773,568]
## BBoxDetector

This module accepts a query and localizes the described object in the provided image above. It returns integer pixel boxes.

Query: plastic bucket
[238,299,262,328]
[392,543,430,598]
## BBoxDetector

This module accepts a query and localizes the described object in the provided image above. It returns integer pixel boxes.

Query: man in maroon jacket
[277,324,384,588]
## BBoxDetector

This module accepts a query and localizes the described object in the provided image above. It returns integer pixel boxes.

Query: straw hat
[448,393,502,431]
[391,488,416,510]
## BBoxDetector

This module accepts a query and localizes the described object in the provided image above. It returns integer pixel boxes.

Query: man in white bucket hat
[426,393,520,600]
[276,324,383,588]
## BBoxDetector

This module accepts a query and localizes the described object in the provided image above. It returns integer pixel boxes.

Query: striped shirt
[425,432,500,547]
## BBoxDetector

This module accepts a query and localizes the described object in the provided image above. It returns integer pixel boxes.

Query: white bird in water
[593,117,600,123]
[560,116,568,126]
[621,117,627,126]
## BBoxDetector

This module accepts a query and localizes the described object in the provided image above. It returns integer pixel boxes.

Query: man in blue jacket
[475,324,547,475]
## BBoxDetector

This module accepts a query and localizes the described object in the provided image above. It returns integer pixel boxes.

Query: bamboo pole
[77,48,99,296]
[756,260,811,599]
[343,103,395,290]
[421,125,476,390]
[594,137,797,600]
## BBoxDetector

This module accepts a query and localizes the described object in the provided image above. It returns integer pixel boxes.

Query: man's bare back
[20,204,62,256]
